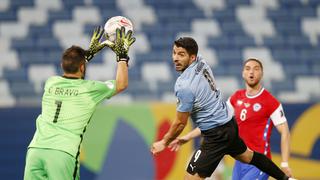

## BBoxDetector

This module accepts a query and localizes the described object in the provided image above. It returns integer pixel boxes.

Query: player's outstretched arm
[114,61,128,94]
[276,122,293,177]
[106,27,135,94]
[151,111,189,155]
[168,127,201,152]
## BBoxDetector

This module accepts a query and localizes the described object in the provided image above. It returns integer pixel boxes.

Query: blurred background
[0,0,319,179]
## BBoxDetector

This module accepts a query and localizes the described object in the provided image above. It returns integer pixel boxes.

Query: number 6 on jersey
[240,109,247,121]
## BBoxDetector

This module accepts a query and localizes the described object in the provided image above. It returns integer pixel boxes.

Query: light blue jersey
[175,56,232,131]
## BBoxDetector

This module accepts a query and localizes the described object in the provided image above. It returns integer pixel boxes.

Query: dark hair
[174,37,198,56]
[243,58,263,71]
[61,45,86,73]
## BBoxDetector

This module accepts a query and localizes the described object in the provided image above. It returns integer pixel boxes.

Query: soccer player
[229,58,292,179]
[150,37,294,180]
[169,58,293,180]
[23,27,135,180]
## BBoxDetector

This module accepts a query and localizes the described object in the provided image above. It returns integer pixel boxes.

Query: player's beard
[177,65,187,72]
[246,77,261,88]
[247,81,259,88]
[174,63,185,72]
[175,60,191,72]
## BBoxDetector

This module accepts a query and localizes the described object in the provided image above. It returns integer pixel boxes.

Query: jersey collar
[62,75,81,79]
[245,87,265,99]
[182,58,198,73]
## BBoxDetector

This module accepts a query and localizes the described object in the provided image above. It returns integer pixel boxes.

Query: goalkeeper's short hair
[61,45,86,74]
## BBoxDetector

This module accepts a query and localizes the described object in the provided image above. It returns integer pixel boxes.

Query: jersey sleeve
[230,91,241,105]
[267,94,287,126]
[88,80,116,103]
[226,97,235,116]
[227,91,238,109]
[270,104,287,126]
[176,88,195,112]
[227,91,239,116]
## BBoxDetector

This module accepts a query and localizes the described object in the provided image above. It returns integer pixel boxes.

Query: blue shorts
[232,160,268,180]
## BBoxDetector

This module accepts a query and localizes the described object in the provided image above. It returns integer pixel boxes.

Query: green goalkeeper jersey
[28,76,116,157]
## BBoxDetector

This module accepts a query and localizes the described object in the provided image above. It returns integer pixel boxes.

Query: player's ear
[79,63,85,73]
[191,54,196,61]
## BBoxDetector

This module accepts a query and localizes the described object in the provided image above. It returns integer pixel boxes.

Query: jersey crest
[253,103,261,112]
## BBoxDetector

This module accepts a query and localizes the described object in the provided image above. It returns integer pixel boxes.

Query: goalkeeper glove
[102,27,136,64]
[85,26,107,62]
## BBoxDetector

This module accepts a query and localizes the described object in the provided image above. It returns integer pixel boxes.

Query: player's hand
[281,166,293,178]
[150,140,166,155]
[168,136,189,152]
[102,27,136,63]
[121,26,136,51]
[85,26,107,62]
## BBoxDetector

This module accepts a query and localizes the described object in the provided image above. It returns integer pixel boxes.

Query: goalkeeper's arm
[114,61,128,95]
[107,27,136,95]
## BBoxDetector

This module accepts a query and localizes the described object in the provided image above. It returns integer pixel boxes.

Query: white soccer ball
[104,16,134,42]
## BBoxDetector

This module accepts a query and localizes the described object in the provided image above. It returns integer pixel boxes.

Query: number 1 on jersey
[53,100,62,123]
[203,69,216,92]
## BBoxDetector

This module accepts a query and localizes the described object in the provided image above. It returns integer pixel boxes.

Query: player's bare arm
[83,25,130,94]
[103,27,135,95]
[114,61,128,94]
[276,122,292,177]
[169,127,201,152]
[151,111,189,155]
[163,111,189,145]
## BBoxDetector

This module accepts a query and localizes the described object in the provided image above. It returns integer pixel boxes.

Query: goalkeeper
[24,27,135,180]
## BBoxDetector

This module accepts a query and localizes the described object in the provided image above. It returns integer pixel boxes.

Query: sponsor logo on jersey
[253,103,262,112]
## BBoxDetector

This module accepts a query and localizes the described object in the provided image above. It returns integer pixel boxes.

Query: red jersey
[227,88,287,158]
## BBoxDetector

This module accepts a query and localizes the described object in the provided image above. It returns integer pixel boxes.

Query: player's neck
[246,84,262,96]
[62,72,82,79]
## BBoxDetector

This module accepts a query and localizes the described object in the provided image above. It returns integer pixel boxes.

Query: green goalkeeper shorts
[24,148,80,180]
